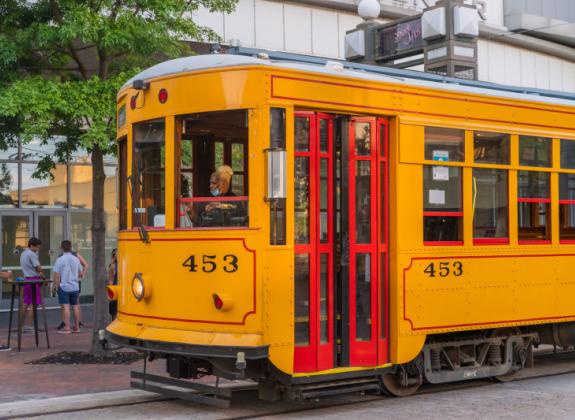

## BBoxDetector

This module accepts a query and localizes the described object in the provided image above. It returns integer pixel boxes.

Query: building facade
[193,0,575,92]
[0,139,117,305]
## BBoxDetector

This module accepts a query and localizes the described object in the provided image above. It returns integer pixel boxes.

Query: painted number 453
[424,261,463,278]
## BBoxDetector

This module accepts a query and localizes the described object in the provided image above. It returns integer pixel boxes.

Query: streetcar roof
[122,53,575,108]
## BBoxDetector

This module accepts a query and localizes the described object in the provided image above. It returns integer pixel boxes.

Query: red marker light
[130,95,137,110]
[158,88,168,104]
[212,294,224,310]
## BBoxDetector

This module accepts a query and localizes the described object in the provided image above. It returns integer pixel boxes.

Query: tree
[0,0,236,355]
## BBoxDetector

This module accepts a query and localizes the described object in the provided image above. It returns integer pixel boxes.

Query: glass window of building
[517,171,550,242]
[423,165,462,243]
[519,136,551,167]
[473,168,508,243]
[474,132,510,165]
[0,163,18,208]
[559,173,575,242]
[21,164,68,208]
[424,127,465,162]
[176,110,248,228]
[133,119,165,228]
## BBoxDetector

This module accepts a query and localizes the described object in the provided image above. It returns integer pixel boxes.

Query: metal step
[130,371,256,408]
[289,377,382,401]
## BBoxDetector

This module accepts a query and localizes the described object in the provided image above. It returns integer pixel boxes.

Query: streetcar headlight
[131,273,151,301]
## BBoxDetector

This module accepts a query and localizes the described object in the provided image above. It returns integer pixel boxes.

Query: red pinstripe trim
[403,253,575,331]
[423,241,464,246]
[424,212,463,217]
[517,198,550,203]
[271,75,575,132]
[178,196,248,203]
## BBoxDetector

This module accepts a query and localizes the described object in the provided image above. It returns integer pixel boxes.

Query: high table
[6,278,52,351]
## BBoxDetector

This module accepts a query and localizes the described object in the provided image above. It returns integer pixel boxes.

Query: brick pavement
[0,308,161,403]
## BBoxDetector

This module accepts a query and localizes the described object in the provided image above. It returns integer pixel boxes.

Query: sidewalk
[0,306,159,404]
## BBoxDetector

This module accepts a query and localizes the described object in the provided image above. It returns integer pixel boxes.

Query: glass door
[0,213,32,304]
[34,212,67,301]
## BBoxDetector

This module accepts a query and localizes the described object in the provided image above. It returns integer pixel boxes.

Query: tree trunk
[90,144,109,355]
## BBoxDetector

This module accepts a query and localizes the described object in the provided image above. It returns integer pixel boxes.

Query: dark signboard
[376,17,423,60]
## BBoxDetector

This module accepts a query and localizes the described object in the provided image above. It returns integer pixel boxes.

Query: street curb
[0,389,162,418]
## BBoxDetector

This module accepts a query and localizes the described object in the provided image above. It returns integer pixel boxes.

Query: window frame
[423,165,464,246]
[174,110,250,230]
[517,170,551,244]
[131,118,166,229]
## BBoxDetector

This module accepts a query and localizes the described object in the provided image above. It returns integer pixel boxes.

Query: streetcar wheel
[381,372,421,397]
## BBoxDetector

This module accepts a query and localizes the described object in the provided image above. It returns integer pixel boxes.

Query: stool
[6,279,51,351]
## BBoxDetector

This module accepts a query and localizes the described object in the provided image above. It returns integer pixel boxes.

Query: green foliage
[0,0,236,171]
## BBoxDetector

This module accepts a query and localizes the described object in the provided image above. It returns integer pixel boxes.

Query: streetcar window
[518,171,550,242]
[474,132,510,165]
[519,136,551,168]
[270,108,286,245]
[423,165,462,243]
[559,173,575,241]
[560,139,575,169]
[424,127,464,162]
[132,119,165,228]
[176,110,248,229]
[294,253,310,346]
[473,168,508,243]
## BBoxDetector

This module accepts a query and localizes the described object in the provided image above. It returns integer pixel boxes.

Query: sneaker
[72,327,81,333]
[57,329,71,335]
[0,344,11,352]
[57,322,65,331]
[79,322,85,328]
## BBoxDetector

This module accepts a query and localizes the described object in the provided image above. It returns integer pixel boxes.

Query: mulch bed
[27,351,144,365]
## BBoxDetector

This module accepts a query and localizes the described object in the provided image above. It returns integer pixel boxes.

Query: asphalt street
[8,371,575,419]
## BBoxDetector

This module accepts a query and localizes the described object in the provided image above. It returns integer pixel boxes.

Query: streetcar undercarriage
[111,322,575,404]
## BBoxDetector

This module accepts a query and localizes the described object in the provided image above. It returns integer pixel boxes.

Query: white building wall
[193,0,575,93]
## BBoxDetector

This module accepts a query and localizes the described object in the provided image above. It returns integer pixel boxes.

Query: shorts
[57,288,80,306]
[23,284,42,305]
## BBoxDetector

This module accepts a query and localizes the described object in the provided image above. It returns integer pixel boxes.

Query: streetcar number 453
[423,261,463,277]
[182,254,239,273]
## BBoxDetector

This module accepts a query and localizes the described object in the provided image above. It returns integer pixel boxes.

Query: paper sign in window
[433,150,449,161]
[432,166,449,181]
[429,189,446,205]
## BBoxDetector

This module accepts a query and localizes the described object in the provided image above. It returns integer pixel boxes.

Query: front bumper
[107,331,269,360]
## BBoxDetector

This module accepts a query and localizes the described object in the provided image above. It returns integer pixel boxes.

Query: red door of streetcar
[347,117,389,367]
[293,112,389,373]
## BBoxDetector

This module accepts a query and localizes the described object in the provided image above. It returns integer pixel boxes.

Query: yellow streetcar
[107,49,575,404]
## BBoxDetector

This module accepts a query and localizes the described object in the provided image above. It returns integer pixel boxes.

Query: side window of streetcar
[132,119,165,228]
[473,168,508,244]
[423,165,463,244]
[176,110,249,229]
[424,127,464,162]
[560,140,575,242]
